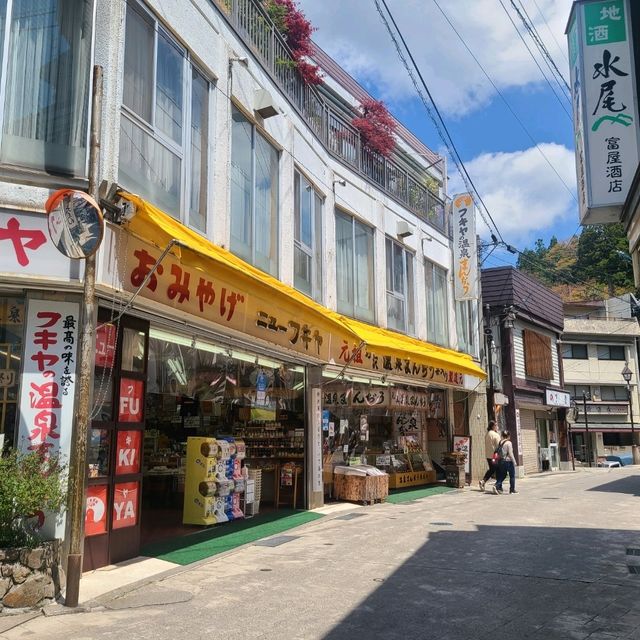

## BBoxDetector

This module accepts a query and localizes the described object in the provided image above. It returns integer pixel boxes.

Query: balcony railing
[216,0,446,234]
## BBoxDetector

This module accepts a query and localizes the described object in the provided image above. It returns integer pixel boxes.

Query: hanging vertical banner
[567,0,640,224]
[18,299,79,538]
[452,193,478,301]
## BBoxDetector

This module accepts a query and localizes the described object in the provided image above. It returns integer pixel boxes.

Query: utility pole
[65,65,103,608]
[582,390,592,468]
[484,304,495,422]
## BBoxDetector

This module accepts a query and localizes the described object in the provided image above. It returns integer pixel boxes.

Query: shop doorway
[535,416,559,472]
[83,313,148,571]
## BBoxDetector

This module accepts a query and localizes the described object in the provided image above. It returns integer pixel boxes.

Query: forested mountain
[515,224,634,301]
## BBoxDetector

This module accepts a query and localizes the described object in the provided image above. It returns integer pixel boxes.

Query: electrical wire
[512,0,571,94]
[374,0,505,243]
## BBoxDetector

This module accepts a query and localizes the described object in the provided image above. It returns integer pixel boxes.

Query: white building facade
[0,0,485,569]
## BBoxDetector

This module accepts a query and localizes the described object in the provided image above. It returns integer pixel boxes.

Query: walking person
[479,420,500,491]
[493,430,518,495]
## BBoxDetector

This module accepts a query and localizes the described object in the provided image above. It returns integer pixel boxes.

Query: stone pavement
[2,468,640,640]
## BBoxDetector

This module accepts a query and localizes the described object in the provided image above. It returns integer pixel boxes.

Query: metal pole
[628,384,640,465]
[582,391,592,468]
[65,65,103,608]
[484,305,495,422]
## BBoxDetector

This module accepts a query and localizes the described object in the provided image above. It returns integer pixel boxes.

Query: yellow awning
[119,192,485,381]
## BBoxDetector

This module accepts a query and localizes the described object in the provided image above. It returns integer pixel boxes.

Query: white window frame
[229,105,280,276]
[385,236,415,335]
[294,169,323,302]
[335,209,376,323]
[456,299,478,356]
[0,0,94,177]
[425,259,449,347]
[119,0,211,232]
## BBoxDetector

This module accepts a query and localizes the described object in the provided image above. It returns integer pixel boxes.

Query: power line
[530,0,569,65]
[374,0,505,242]
[512,0,571,94]
[432,0,578,206]
[496,0,572,115]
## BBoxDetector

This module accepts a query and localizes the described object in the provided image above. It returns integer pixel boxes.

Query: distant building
[482,267,570,475]
[562,296,640,463]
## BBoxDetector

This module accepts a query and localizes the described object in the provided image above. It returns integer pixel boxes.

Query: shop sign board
[95,323,117,368]
[0,209,80,281]
[452,194,478,301]
[18,299,78,455]
[334,340,465,388]
[311,388,323,493]
[112,481,139,529]
[85,484,108,537]
[99,227,470,387]
[394,411,421,436]
[567,0,640,223]
[116,430,142,475]
[118,378,144,422]
[515,408,523,465]
[545,388,571,407]
[453,435,471,474]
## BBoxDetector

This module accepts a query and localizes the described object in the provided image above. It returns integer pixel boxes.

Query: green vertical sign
[568,16,579,66]
[584,0,626,45]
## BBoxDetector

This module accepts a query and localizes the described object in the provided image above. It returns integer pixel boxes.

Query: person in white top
[479,420,500,491]
[493,430,518,495]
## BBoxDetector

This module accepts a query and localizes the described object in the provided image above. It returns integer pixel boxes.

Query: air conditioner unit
[397,220,414,239]
[254,88,279,119]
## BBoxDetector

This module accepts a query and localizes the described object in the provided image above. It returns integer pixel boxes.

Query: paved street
[3,469,640,640]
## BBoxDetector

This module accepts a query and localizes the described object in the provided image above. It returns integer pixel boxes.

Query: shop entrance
[535,416,559,471]
[141,327,307,547]
[84,313,148,571]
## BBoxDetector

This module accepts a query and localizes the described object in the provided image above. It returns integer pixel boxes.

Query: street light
[621,362,640,465]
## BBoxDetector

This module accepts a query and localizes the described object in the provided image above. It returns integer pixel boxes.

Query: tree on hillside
[575,223,633,292]
[516,224,633,301]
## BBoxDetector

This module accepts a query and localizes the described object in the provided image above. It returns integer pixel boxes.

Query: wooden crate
[333,473,388,504]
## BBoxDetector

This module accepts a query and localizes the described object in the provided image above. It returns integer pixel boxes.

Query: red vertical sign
[85,484,108,537]
[118,378,144,422]
[95,323,117,368]
[116,430,142,475]
[112,482,139,529]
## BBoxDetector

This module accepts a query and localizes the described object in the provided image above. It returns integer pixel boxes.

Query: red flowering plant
[352,98,397,158]
[264,0,322,85]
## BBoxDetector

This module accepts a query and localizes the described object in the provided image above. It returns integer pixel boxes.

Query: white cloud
[298,0,573,117]
[448,143,578,245]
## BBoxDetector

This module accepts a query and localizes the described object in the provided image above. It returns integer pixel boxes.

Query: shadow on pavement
[587,475,640,497]
[322,522,640,640]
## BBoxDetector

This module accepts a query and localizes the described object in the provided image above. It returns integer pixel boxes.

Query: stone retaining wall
[0,540,64,610]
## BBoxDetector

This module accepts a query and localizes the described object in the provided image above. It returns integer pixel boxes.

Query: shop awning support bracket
[97,238,187,330]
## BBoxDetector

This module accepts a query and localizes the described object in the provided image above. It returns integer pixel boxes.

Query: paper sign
[112,481,139,529]
[85,484,108,537]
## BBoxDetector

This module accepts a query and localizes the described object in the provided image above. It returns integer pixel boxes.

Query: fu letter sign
[118,378,144,422]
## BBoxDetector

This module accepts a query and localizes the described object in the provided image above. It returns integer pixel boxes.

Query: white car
[597,459,621,468]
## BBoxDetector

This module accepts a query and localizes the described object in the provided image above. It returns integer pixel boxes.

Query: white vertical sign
[18,299,79,538]
[452,193,478,301]
[567,0,640,223]
[311,387,323,493]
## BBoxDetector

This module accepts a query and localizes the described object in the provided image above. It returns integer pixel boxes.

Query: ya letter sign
[112,482,139,529]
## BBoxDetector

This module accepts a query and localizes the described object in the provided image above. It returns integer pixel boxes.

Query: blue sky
[298,0,578,265]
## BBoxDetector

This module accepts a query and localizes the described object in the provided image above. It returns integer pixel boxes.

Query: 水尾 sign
[567,0,640,223]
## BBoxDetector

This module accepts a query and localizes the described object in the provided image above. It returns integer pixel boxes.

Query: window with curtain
[562,343,588,359]
[599,385,628,401]
[119,1,210,230]
[230,107,279,276]
[425,260,448,346]
[294,170,323,301]
[385,237,414,334]
[456,299,477,355]
[335,210,375,323]
[0,0,93,176]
